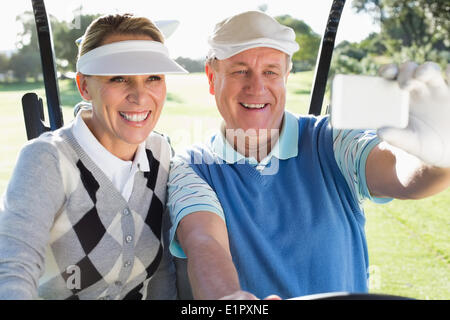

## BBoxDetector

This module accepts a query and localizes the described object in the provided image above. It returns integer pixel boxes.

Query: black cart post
[308,0,346,116]
[22,0,63,140]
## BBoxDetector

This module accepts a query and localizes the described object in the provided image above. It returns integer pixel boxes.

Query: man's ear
[285,71,290,84]
[76,72,92,101]
[205,63,215,95]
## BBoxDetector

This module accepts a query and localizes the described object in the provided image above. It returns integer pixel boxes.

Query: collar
[71,110,150,180]
[211,110,299,165]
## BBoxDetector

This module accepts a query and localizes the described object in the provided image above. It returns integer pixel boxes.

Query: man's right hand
[178,211,243,300]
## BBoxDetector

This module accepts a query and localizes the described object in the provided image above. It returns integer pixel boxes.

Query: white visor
[76,40,188,75]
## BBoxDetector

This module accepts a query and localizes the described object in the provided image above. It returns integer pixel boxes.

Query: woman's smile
[118,110,152,125]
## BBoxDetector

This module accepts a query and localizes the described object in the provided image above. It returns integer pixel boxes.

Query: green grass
[0,72,448,299]
[365,192,450,299]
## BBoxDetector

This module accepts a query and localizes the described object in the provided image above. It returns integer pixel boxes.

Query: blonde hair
[78,13,164,59]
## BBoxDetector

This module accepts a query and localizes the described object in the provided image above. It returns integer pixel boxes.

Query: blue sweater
[184,116,369,299]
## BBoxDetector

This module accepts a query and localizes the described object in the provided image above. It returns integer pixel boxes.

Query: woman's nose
[127,83,152,106]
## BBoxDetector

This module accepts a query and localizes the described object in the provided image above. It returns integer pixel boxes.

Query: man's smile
[239,103,269,110]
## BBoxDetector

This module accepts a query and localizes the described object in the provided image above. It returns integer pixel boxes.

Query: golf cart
[21,0,413,300]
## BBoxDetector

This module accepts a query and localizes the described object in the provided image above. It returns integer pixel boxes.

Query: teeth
[119,111,150,122]
[241,103,266,109]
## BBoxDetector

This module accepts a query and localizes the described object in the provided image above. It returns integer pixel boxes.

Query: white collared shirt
[72,111,149,201]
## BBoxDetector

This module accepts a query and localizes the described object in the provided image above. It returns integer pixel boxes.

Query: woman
[0,13,187,300]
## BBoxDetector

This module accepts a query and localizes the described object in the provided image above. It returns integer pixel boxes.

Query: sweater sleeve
[0,140,66,299]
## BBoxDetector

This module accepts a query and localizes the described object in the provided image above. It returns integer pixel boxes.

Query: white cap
[76,40,187,75]
[207,11,300,60]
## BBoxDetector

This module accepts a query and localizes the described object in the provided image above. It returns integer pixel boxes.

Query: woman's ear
[76,73,92,101]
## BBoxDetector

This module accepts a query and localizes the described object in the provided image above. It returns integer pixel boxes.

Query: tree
[10,11,41,80]
[330,0,449,78]
[6,10,99,81]
[352,0,449,64]
[15,11,39,53]
[275,15,321,71]
[175,57,205,73]
[353,0,449,42]
[0,54,9,73]
[330,39,377,77]
[52,11,100,71]
[9,51,41,81]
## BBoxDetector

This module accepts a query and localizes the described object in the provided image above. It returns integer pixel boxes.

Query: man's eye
[148,75,162,81]
[110,76,126,83]
[234,70,247,75]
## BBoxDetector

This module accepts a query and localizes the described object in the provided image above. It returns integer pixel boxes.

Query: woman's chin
[124,133,151,146]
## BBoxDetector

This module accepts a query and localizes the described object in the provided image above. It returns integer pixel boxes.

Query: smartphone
[330,74,409,129]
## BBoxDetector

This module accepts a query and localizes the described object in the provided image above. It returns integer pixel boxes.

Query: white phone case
[330,74,409,129]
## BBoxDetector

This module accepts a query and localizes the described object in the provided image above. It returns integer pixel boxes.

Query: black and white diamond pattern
[42,148,167,300]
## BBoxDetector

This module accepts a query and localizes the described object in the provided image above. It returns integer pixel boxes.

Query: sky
[1,0,379,59]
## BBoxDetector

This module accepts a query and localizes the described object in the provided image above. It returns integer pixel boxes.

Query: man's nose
[245,73,266,95]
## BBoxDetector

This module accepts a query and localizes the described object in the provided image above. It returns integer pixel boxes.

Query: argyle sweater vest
[0,125,174,300]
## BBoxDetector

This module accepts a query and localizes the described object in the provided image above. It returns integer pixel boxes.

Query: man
[167,11,450,300]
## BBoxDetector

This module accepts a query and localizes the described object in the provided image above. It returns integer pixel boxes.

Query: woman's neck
[82,111,138,161]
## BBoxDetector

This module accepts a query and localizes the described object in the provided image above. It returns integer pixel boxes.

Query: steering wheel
[290,292,414,300]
